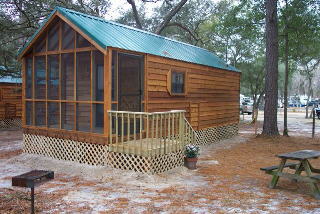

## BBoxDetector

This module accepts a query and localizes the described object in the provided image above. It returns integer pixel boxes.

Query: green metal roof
[19,7,239,72]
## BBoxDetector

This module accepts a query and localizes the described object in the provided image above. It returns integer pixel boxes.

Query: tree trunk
[283,10,289,136]
[306,77,312,118]
[262,0,279,136]
[127,0,143,29]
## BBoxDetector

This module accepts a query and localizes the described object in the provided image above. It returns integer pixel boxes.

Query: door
[118,53,143,112]
[117,53,144,135]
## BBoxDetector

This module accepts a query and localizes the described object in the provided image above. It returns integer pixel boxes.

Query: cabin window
[76,103,91,132]
[61,102,74,130]
[62,22,74,50]
[35,102,46,126]
[61,53,74,100]
[48,102,59,128]
[76,52,91,101]
[25,101,33,125]
[26,57,33,98]
[92,51,104,101]
[35,56,46,99]
[47,55,59,100]
[171,71,185,94]
[48,23,59,51]
[76,33,91,48]
[92,104,104,133]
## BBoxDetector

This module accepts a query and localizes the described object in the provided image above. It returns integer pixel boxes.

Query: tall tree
[262,0,279,136]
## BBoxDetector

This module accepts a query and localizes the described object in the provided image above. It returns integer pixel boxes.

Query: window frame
[167,69,187,96]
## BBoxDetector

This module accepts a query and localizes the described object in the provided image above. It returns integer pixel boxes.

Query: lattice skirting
[106,150,184,174]
[23,134,108,166]
[23,134,184,173]
[0,118,21,129]
[195,123,238,146]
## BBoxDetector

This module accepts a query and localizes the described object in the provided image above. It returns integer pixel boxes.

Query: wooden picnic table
[261,150,320,199]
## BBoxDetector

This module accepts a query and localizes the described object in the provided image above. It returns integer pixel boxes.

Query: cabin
[18,7,240,173]
[0,75,22,128]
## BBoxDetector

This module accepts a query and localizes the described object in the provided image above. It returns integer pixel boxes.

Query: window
[35,102,46,126]
[25,101,33,125]
[92,104,104,133]
[111,51,118,101]
[25,18,107,135]
[48,102,59,128]
[61,53,74,100]
[76,52,91,101]
[61,102,74,130]
[171,71,185,94]
[92,51,104,101]
[48,23,59,51]
[35,56,46,99]
[76,33,91,48]
[26,57,33,98]
[62,22,74,50]
[47,55,59,100]
[35,34,46,53]
[76,103,90,132]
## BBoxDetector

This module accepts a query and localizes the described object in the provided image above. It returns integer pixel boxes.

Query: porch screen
[24,18,105,134]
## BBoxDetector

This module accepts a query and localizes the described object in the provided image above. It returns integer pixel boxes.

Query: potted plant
[184,144,200,170]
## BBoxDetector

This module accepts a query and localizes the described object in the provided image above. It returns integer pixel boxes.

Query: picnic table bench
[261,150,320,199]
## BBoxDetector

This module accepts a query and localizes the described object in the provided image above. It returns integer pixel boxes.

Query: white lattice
[23,134,108,166]
[195,123,238,146]
[0,118,21,129]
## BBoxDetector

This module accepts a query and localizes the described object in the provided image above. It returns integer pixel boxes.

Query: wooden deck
[108,138,183,157]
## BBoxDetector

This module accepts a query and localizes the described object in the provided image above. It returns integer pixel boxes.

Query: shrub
[184,144,200,158]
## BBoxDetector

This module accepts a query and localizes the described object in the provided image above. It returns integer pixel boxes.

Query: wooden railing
[108,110,197,157]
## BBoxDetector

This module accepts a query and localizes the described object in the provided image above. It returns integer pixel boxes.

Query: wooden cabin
[18,7,240,173]
[0,76,22,128]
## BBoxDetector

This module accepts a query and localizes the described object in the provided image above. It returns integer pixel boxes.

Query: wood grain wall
[146,55,240,130]
[0,83,22,120]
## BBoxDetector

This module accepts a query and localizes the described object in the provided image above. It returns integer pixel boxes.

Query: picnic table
[261,150,320,199]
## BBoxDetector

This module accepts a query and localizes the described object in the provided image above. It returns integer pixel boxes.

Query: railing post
[179,112,184,150]
[109,112,112,146]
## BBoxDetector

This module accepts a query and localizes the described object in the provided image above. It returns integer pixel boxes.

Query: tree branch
[127,0,143,29]
[13,0,34,28]
[155,0,188,35]
[164,22,200,42]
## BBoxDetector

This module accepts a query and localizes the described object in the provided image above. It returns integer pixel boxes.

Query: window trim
[167,69,187,96]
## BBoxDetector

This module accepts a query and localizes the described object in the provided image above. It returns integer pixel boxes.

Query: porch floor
[108,138,184,157]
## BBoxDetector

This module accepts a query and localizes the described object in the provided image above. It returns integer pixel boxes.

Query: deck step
[260,163,298,171]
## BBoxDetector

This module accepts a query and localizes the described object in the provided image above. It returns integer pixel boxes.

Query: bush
[184,144,200,158]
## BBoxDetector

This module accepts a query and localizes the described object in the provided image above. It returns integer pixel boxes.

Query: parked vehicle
[315,107,320,119]
[308,100,320,107]
[241,102,253,115]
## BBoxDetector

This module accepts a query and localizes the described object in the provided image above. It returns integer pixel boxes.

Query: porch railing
[108,110,197,157]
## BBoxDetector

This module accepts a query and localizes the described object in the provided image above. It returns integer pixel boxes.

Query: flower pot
[184,157,198,170]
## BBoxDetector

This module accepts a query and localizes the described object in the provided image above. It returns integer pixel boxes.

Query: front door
[117,53,144,135]
[118,53,143,112]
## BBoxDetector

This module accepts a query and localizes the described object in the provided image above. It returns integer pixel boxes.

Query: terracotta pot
[184,157,198,170]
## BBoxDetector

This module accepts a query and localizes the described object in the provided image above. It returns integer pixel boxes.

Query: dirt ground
[1,111,320,213]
